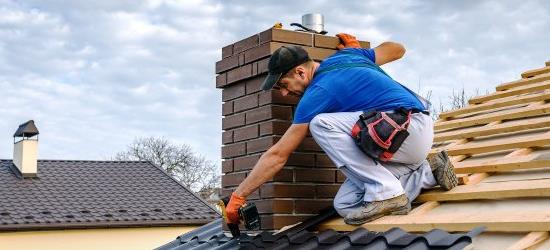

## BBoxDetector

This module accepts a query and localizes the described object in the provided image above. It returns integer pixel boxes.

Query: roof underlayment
[320,60,550,249]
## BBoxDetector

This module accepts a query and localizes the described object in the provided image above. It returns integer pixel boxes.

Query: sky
[0,0,549,165]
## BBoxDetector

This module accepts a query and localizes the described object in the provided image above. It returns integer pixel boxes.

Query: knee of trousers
[333,198,359,218]
[309,114,330,139]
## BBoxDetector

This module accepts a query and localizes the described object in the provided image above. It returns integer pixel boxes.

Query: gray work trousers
[309,111,437,217]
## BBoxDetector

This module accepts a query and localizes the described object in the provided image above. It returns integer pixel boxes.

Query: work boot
[344,194,410,225]
[427,150,458,191]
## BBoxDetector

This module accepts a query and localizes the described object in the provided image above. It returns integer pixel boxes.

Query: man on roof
[226,33,458,225]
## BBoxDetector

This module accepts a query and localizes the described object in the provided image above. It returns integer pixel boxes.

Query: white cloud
[0,0,549,166]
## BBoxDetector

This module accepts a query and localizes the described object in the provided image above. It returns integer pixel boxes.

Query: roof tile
[0,160,219,231]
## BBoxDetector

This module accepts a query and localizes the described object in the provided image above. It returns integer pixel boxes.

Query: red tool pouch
[351,109,412,161]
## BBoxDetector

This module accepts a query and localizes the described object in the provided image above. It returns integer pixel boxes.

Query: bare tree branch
[114,137,220,200]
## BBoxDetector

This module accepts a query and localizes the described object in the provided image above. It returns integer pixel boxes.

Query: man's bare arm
[234,123,309,197]
[373,42,406,66]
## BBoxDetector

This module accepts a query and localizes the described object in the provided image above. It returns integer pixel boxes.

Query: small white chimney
[13,120,39,177]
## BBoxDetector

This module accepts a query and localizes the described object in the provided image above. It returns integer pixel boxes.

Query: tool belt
[351,108,414,161]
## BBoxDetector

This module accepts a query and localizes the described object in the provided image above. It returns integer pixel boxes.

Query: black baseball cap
[260,46,310,90]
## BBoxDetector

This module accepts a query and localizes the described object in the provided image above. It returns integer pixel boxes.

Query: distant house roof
[156,208,483,250]
[0,160,219,231]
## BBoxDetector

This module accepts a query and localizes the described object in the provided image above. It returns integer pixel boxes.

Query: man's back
[293,48,425,124]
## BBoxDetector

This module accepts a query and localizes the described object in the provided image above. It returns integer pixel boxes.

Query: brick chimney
[217,28,370,230]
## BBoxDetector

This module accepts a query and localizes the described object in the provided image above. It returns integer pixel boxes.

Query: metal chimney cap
[13,120,39,138]
[302,13,325,33]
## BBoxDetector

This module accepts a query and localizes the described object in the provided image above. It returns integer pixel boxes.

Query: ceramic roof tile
[0,159,219,231]
[156,209,483,250]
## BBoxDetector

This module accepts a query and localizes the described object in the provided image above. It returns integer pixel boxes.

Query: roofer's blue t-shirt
[293,48,425,124]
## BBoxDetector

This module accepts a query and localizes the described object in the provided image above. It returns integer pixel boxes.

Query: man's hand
[226,192,246,224]
[336,33,361,49]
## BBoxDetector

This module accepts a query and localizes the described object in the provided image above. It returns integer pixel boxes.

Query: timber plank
[446,133,550,156]
[408,201,440,216]
[496,73,550,91]
[454,157,550,174]
[319,213,550,232]
[506,232,549,250]
[468,80,550,105]
[439,90,550,120]
[434,116,550,143]
[463,173,490,185]
[416,178,550,202]
[522,66,550,79]
[434,102,550,131]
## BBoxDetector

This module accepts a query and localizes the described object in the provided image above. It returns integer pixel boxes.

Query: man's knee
[333,181,364,217]
[309,114,331,138]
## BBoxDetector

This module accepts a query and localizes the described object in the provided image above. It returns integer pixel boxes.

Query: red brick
[316,184,341,198]
[286,153,315,167]
[337,171,346,183]
[253,199,293,214]
[252,61,258,76]
[234,154,260,171]
[294,199,333,213]
[259,90,300,106]
[245,105,293,124]
[222,82,245,101]
[297,137,323,152]
[222,113,245,130]
[257,58,269,74]
[222,44,233,58]
[222,101,233,116]
[244,42,271,64]
[245,76,265,94]
[233,124,259,142]
[222,172,246,187]
[215,54,239,74]
[259,120,291,136]
[316,154,335,168]
[227,64,252,84]
[221,188,259,200]
[221,142,246,158]
[222,159,233,173]
[222,130,233,144]
[259,28,314,46]
[270,169,294,182]
[260,184,315,198]
[238,53,245,66]
[233,94,258,113]
[215,73,227,88]
[260,215,310,230]
[314,34,370,49]
[314,34,339,49]
[295,169,335,183]
[302,46,336,61]
[233,34,259,53]
[247,136,280,154]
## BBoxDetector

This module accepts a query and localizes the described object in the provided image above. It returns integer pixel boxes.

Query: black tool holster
[351,108,412,161]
